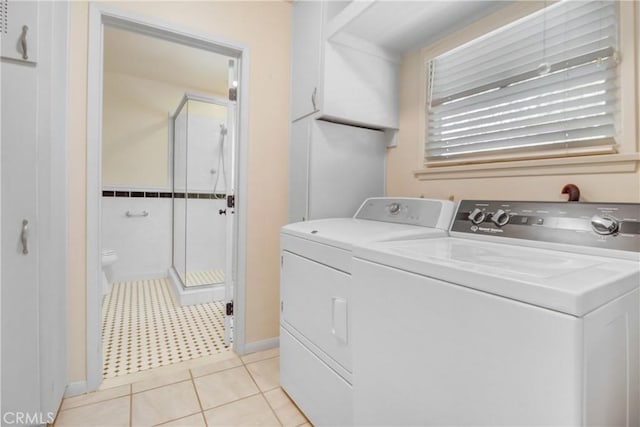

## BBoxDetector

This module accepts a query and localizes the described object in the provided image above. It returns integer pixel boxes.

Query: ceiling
[103,26,231,96]
[103,1,514,95]
[341,1,514,53]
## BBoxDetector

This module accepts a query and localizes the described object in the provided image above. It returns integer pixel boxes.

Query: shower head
[220,124,228,136]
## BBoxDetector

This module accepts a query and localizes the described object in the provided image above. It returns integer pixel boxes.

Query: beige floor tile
[204,394,280,426]
[131,380,200,426]
[245,357,280,392]
[132,369,191,393]
[157,413,207,427]
[240,347,279,364]
[61,384,130,410]
[190,355,243,378]
[193,366,259,410]
[55,396,129,426]
[264,388,308,427]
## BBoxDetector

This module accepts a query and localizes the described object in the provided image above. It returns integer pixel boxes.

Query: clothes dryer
[280,197,456,426]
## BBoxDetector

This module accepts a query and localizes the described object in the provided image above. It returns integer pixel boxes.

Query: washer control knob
[388,202,401,215]
[468,208,486,225]
[591,215,619,235]
[491,209,510,227]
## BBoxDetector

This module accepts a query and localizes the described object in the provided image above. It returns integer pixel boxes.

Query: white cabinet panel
[287,118,385,223]
[1,0,66,420]
[290,0,323,121]
[322,42,398,129]
[308,120,385,219]
[0,0,38,63]
[290,0,399,129]
[288,120,310,223]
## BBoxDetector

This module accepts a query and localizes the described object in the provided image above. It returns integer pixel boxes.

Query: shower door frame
[85,3,250,394]
[170,92,231,290]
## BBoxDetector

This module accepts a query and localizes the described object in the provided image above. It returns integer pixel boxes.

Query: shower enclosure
[171,93,229,295]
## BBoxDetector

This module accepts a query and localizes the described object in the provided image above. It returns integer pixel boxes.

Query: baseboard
[64,380,91,398]
[243,337,280,355]
[168,267,225,306]
[113,270,168,282]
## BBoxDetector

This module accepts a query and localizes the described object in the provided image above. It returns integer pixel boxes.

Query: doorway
[86,4,249,391]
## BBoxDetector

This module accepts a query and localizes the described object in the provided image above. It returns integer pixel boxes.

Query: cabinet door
[1,1,67,420]
[308,120,385,219]
[288,119,310,223]
[291,0,323,121]
[322,42,399,129]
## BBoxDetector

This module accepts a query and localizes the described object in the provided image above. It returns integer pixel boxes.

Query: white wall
[102,195,227,282]
[101,197,172,281]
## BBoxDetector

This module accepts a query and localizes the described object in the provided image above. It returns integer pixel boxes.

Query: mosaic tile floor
[102,277,229,379]
[184,269,225,287]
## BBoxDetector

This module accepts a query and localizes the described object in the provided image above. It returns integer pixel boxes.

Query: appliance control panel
[452,200,640,252]
[355,197,455,230]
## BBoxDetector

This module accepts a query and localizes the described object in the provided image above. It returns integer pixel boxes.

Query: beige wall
[102,71,224,187]
[103,72,185,187]
[387,1,640,203]
[68,1,291,382]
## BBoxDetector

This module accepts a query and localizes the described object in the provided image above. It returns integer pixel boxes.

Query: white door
[1,0,67,421]
[224,58,238,346]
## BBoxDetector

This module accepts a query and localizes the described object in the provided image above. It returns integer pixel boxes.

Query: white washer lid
[354,237,640,316]
[282,218,448,251]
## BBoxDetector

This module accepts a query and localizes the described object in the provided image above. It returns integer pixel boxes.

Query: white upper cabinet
[0,0,38,63]
[290,1,399,130]
[291,0,324,121]
[290,0,512,129]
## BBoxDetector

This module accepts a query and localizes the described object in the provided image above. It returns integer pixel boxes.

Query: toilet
[101,249,118,296]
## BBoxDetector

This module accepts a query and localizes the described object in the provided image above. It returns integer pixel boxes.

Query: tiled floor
[55,348,309,427]
[184,270,225,287]
[102,278,228,378]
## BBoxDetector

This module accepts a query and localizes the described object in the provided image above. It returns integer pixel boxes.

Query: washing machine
[352,200,640,426]
[279,197,456,426]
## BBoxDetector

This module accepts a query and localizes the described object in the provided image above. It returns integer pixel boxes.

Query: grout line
[188,369,208,427]
[153,411,203,426]
[199,391,262,413]
[59,392,132,412]
[261,389,285,427]
[131,377,192,395]
[240,353,280,366]
[190,361,244,379]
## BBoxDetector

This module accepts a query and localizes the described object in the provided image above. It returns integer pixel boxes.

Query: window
[425,0,619,165]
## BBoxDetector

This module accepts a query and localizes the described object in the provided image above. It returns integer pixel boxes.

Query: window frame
[414,1,638,180]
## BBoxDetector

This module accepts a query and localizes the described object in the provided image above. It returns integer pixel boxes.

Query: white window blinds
[426,0,619,163]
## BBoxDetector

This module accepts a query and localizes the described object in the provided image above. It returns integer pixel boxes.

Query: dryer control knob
[388,202,401,215]
[591,215,619,235]
[468,208,486,225]
[491,209,510,227]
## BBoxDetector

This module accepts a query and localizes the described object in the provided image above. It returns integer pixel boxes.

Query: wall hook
[561,184,580,202]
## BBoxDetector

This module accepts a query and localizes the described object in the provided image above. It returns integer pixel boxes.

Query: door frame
[86,3,249,392]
